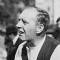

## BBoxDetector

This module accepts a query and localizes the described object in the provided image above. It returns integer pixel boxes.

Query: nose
[16,20,24,29]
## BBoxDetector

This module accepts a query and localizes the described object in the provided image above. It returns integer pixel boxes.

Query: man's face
[16,8,38,41]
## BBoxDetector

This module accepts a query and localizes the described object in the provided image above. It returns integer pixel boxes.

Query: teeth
[18,30,24,35]
[19,31,24,34]
[18,28,25,35]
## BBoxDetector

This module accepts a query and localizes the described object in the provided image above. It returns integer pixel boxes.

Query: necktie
[21,45,28,60]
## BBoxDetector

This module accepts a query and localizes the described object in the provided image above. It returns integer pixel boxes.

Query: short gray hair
[36,8,50,31]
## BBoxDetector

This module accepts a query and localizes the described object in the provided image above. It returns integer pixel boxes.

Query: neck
[31,34,46,46]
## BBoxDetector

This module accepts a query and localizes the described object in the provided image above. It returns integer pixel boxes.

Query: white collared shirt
[13,34,19,45]
[15,41,27,60]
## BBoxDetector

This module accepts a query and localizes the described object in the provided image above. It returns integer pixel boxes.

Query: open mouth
[18,30,24,36]
[18,28,25,36]
[19,31,24,34]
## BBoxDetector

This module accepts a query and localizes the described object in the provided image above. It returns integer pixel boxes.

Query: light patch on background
[35,0,54,24]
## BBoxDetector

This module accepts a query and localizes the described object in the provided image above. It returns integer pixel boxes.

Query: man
[15,7,60,60]
[5,24,22,60]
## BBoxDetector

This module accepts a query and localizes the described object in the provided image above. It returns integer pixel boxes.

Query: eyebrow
[18,18,29,24]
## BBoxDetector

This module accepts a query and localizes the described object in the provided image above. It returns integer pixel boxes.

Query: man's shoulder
[42,36,60,60]
[46,36,60,45]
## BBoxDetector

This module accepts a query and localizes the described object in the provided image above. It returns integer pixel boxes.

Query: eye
[23,20,26,24]
[22,19,28,25]
[18,19,21,21]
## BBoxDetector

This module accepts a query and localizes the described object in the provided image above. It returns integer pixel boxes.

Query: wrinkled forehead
[18,7,38,19]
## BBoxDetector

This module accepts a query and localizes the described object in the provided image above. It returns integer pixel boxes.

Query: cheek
[25,25,36,36]
[24,22,36,35]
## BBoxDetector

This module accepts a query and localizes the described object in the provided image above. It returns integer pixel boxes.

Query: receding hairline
[19,7,49,17]
[19,7,39,19]
[18,7,50,24]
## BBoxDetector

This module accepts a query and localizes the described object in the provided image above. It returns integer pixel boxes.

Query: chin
[20,37,26,41]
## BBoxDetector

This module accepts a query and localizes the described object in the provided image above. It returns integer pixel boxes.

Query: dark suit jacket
[37,36,60,60]
[7,38,23,60]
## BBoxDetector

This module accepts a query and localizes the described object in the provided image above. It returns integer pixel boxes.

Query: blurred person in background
[5,24,22,60]
[0,47,7,60]
[46,24,56,38]
[52,17,60,41]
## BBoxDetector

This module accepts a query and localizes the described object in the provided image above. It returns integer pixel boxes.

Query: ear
[36,24,44,34]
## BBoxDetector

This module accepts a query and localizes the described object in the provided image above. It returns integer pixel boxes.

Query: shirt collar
[13,34,19,45]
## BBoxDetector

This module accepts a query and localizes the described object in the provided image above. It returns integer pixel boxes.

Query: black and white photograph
[0,0,60,60]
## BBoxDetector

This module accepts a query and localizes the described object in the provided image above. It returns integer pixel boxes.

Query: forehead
[18,7,38,20]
